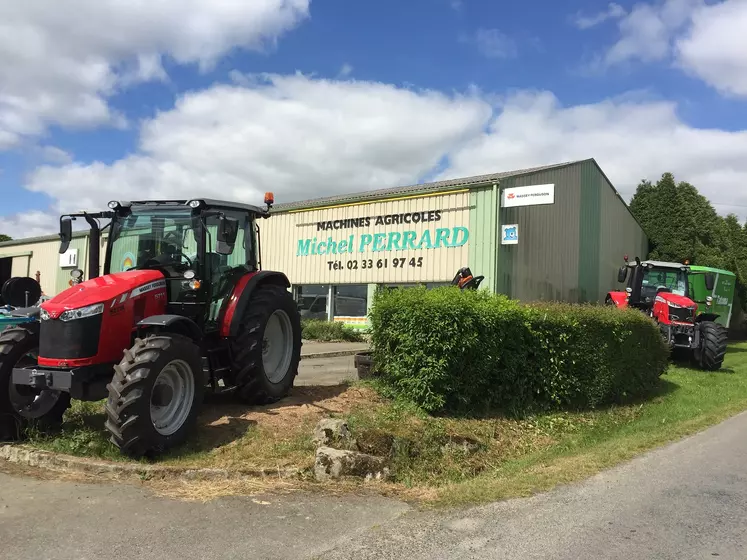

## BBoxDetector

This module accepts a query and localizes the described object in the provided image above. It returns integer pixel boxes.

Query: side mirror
[704,272,716,292]
[216,216,239,255]
[59,217,73,254]
[617,266,628,283]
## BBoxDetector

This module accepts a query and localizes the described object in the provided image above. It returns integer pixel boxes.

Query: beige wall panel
[0,238,62,296]
[261,191,472,285]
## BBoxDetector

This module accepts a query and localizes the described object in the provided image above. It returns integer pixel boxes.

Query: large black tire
[698,321,728,371]
[231,284,301,404]
[104,334,204,458]
[0,326,70,440]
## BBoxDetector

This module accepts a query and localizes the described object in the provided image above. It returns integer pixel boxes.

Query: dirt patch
[201,384,383,433]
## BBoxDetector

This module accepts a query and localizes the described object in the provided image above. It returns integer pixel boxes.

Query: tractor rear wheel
[231,284,301,404]
[697,321,728,371]
[0,326,70,440]
[104,334,204,458]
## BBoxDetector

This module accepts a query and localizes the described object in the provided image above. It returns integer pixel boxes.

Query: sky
[1,0,747,238]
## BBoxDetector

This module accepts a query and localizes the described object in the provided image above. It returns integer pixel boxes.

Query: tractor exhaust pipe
[83,214,101,280]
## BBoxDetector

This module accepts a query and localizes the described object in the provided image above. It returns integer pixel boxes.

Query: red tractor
[607,257,727,371]
[0,196,301,457]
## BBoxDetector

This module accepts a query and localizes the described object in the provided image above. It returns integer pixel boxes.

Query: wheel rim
[262,309,293,384]
[150,359,195,436]
[8,349,64,420]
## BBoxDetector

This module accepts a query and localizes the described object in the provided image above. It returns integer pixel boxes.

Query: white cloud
[23,74,492,217]
[442,90,747,219]
[38,146,73,165]
[0,210,60,239]
[7,76,747,238]
[0,0,310,149]
[676,0,747,96]
[572,3,626,29]
[338,63,354,78]
[585,0,747,98]
[466,29,517,59]
[591,0,702,67]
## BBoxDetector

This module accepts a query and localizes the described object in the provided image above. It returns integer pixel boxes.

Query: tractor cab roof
[628,260,690,272]
[111,199,269,216]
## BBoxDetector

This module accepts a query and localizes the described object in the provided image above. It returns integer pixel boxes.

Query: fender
[137,315,202,343]
[606,291,628,307]
[695,312,720,323]
[219,271,291,338]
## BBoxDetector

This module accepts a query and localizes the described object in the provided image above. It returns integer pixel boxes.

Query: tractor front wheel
[105,334,204,458]
[231,284,301,404]
[0,326,70,440]
[697,321,728,371]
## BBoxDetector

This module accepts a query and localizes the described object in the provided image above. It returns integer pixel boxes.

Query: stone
[441,436,481,455]
[314,446,390,481]
[312,418,354,448]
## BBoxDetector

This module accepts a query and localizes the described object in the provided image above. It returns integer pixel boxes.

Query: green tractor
[687,265,737,329]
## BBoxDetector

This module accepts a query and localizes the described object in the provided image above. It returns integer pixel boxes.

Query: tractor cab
[607,257,726,371]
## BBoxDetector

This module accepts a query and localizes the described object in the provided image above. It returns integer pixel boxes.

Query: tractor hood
[655,292,697,309]
[41,270,165,314]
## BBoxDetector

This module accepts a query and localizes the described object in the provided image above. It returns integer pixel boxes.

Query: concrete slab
[296,355,359,386]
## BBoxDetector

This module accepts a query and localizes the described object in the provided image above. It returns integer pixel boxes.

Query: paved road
[2,412,747,559]
[324,411,747,560]
[296,355,358,386]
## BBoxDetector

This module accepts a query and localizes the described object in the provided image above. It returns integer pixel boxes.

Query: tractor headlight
[59,303,104,322]
[40,308,50,321]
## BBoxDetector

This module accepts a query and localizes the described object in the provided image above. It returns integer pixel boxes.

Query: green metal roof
[689,265,737,277]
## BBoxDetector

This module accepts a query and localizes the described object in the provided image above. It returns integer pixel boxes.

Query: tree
[0,234,11,242]
[629,172,747,316]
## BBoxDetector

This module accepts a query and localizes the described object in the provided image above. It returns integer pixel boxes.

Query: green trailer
[688,265,736,328]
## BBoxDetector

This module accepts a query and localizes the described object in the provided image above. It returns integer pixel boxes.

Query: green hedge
[301,319,365,342]
[369,287,669,414]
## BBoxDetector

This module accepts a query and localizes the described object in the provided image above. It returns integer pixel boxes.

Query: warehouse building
[261,158,648,326]
[0,159,648,327]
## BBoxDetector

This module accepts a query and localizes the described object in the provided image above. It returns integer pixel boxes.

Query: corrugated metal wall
[497,165,583,302]
[578,162,602,302]
[0,238,65,296]
[55,236,89,294]
[261,191,472,285]
[468,186,499,292]
[595,163,649,300]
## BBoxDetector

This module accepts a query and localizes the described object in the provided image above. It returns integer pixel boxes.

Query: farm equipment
[0,196,301,457]
[451,267,484,291]
[607,257,728,370]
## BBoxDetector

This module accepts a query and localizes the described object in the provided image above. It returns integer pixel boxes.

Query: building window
[296,285,329,320]
[333,285,368,317]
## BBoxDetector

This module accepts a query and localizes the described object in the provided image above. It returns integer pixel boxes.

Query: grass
[18,343,747,506]
[301,319,365,342]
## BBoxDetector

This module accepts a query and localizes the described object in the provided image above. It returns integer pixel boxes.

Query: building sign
[59,248,78,268]
[261,191,472,285]
[501,184,555,208]
[297,208,468,272]
[501,224,519,245]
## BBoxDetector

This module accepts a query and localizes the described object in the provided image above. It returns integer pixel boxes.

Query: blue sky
[1,0,746,236]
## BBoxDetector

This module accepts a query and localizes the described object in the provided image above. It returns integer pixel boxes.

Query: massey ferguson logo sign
[501,184,555,208]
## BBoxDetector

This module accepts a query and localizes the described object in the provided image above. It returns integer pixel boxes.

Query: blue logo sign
[501,224,518,245]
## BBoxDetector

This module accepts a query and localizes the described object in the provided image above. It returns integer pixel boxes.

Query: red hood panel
[656,292,696,308]
[42,270,165,312]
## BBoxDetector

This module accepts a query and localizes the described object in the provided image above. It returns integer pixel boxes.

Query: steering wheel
[161,231,193,267]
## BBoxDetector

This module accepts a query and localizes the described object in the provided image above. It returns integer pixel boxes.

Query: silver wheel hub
[262,310,293,384]
[150,359,195,436]
[8,350,62,420]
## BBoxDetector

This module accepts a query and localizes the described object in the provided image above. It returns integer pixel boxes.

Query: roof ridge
[273,159,588,211]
